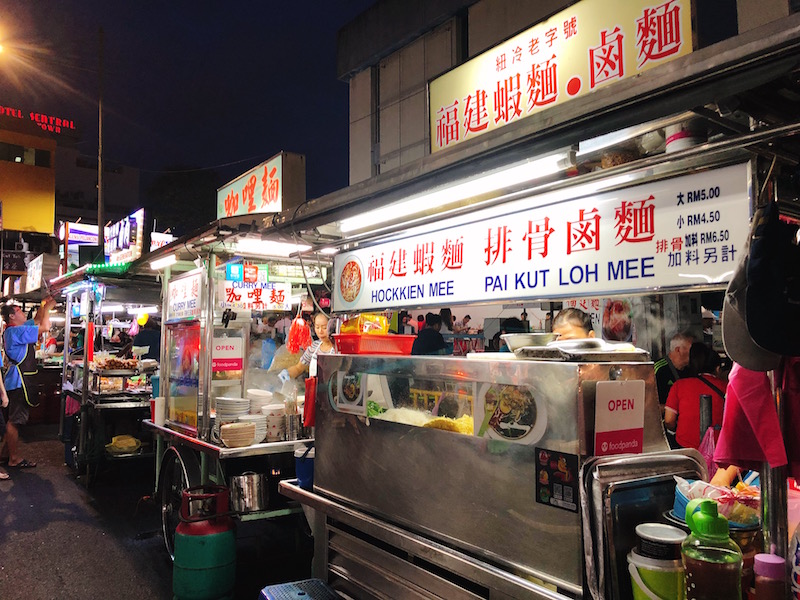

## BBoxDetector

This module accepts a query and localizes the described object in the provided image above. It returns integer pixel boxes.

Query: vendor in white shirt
[279,312,337,380]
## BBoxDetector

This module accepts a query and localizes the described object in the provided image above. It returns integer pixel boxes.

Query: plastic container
[682,498,742,600]
[294,446,315,491]
[753,553,786,599]
[635,523,686,561]
[628,550,685,600]
[332,333,416,355]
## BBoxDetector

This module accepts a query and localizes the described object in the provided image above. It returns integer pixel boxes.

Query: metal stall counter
[50,264,161,481]
[134,218,326,556]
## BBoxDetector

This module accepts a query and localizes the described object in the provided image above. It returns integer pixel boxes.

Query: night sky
[0,1,374,202]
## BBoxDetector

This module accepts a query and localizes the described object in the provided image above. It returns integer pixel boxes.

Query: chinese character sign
[333,163,750,311]
[220,281,291,312]
[217,153,283,219]
[429,0,692,152]
[167,271,203,321]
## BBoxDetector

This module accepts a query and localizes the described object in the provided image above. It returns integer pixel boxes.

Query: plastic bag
[698,427,717,474]
[674,475,760,525]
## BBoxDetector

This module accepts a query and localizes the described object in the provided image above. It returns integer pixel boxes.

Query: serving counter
[284,352,706,599]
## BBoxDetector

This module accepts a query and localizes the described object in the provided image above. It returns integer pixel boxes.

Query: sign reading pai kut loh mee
[333,163,751,311]
[429,0,693,153]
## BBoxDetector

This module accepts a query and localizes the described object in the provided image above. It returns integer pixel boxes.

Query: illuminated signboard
[61,222,99,271]
[216,152,306,219]
[105,208,145,265]
[150,232,175,252]
[0,105,76,134]
[25,254,43,293]
[429,0,693,153]
[333,163,750,311]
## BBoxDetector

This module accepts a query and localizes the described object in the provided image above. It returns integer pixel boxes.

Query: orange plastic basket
[332,334,416,355]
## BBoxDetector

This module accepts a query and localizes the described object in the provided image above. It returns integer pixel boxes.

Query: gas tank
[173,485,236,600]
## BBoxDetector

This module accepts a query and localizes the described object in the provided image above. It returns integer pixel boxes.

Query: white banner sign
[219,280,291,311]
[333,163,751,311]
[25,254,43,293]
[167,271,203,321]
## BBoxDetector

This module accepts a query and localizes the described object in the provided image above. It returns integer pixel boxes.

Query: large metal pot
[229,472,268,513]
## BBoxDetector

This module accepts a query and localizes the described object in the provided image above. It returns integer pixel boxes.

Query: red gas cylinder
[173,485,237,600]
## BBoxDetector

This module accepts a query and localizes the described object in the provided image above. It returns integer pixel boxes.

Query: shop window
[35,149,51,168]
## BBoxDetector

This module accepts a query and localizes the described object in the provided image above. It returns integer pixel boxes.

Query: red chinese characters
[414,242,435,275]
[442,237,464,270]
[494,74,523,125]
[614,196,655,244]
[563,16,578,39]
[224,190,239,218]
[261,166,280,207]
[527,55,558,108]
[463,90,489,136]
[368,254,385,282]
[589,27,624,88]
[247,287,264,307]
[524,217,555,259]
[269,288,285,305]
[485,226,512,265]
[436,100,460,148]
[390,249,408,277]
[226,287,241,303]
[242,175,257,214]
[636,0,683,67]
[567,208,601,254]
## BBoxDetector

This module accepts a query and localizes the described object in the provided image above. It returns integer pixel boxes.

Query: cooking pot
[229,472,268,513]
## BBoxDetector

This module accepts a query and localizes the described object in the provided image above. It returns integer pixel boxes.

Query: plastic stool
[259,578,340,600]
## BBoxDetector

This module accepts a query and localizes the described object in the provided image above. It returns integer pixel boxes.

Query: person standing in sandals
[1,297,55,469]
[0,369,10,479]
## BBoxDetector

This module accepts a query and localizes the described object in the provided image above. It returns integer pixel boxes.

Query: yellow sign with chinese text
[429,0,693,153]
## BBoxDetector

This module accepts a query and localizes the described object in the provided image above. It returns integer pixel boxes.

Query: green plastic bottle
[682,498,743,600]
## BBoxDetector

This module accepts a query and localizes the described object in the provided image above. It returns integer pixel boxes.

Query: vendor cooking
[279,312,337,381]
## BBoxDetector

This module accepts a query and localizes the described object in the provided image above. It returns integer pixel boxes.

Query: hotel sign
[429,0,693,153]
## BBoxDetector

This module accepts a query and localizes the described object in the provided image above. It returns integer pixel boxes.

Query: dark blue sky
[0,1,374,200]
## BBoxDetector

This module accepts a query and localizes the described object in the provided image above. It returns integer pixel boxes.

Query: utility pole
[97,27,105,261]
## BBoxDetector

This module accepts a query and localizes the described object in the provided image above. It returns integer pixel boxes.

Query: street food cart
[49,264,162,481]
[267,6,800,598]
[137,218,331,556]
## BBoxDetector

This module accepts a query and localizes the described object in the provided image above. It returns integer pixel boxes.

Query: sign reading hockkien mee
[429,0,693,153]
[333,163,751,311]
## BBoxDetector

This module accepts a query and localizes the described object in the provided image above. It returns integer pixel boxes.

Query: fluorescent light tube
[127,306,159,315]
[339,150,576,233]
[101,305,125,313]
[235,238,311,257]
[150,254,177,270]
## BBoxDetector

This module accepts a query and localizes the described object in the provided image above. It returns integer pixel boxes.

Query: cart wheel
[157,445,200,559]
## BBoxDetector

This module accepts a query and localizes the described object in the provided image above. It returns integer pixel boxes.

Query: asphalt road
[0,425,313,600]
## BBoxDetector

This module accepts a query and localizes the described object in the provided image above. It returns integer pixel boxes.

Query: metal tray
[515,346,650,362]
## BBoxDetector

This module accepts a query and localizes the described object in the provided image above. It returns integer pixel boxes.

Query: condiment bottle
[682,498,743,600]
[753,553,786,600]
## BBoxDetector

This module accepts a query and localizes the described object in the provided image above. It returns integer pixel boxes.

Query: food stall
[49,262,162,481]
[264,5,800,598]
[136,216,331,556]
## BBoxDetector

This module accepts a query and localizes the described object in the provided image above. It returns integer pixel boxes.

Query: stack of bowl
[247,388,274,415]
[261,403,286,442]
[216,397,250,425]
[220,422,256,448]
[238,414,267,444]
